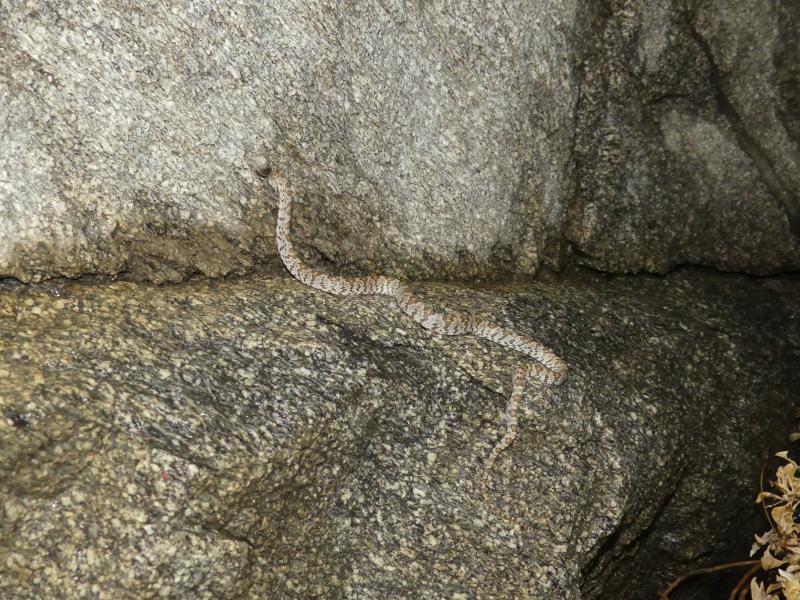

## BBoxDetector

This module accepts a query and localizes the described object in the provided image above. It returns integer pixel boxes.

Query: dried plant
[661,450,800,599]
[749,452,800,599]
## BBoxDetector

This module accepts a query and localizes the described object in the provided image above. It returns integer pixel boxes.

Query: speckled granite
[568,0,800,274]
[2,2,797,285]
[0,0,575,283]
[1,269,797,598]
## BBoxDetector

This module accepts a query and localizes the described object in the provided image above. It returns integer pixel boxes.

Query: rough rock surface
[568,0,800,274]
[2,1,798,285]
[1,269,798,599]
[0,0,576,283]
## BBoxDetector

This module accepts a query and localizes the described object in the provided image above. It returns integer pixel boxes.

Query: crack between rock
[682,7,800,239]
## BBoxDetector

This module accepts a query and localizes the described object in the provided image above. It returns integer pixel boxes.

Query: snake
[264,166,568,527]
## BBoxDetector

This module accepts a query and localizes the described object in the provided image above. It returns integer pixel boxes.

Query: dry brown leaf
[763,547,789,570]
[778,574,800,600]
[773,504,797,537]
[752,578,779,600]
[751,452,800,598]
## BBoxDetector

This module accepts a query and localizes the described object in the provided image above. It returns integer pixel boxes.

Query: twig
[728,562,762,600]
[659,560,760,599]
[738,584,749,600]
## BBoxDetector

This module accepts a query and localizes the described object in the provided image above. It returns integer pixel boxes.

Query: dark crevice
[581,483,682,599]
[681,7,800,239]
[567,240,800,279]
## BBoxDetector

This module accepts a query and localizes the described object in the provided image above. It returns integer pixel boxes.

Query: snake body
[267,167,568,526]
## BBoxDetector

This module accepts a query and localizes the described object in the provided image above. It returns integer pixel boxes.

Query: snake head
[256,162,288,187]
[255,161,273,178]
